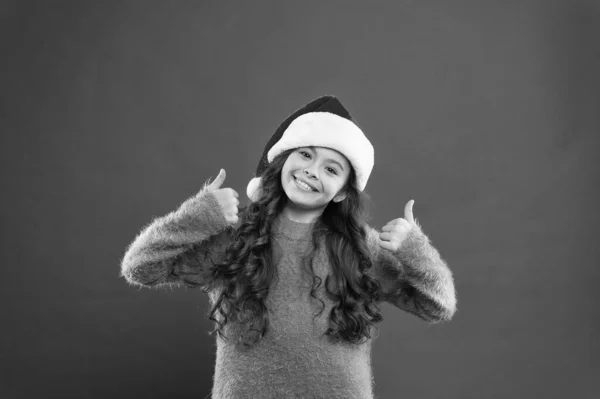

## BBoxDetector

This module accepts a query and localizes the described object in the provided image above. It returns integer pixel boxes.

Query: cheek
[281,161,292,177]
[325,179,344,194]
[282,159,296,173]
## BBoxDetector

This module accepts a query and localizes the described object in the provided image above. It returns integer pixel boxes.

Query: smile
[294,176,318,192]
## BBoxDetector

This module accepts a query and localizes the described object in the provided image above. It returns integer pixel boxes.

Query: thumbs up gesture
[206,169,239,225]
[378,200,416,252]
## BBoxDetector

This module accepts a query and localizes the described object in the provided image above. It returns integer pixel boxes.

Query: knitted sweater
[120,186,457,399]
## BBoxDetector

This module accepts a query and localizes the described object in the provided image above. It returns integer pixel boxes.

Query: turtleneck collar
[271,213,316,240]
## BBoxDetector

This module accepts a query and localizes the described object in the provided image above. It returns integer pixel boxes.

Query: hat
[246,95,374,201]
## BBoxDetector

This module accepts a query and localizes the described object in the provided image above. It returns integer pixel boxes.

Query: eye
[326,167,338,175]
[299,150,311,159]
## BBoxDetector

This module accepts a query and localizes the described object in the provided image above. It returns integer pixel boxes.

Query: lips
[294,176,319,192]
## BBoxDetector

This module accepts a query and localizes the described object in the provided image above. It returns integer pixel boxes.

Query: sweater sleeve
[365,220,457,323]
[120,186,231,289]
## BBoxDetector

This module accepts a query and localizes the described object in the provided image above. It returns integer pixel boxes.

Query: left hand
[378,200,416,252]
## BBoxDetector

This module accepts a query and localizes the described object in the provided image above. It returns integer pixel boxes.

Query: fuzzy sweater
[120,186,457,399]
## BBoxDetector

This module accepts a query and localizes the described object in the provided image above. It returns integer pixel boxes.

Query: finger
[405,200,415,224]
[379,232,393,241]
[386,218,403,226]
[230,189,239,198]
[379,240,396,251]
[207,169,226,190]
[381,225,395,232]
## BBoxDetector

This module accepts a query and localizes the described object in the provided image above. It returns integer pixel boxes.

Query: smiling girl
[120,95,457,399]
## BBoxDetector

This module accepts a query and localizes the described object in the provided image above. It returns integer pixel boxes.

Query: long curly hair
[202,149,384,347]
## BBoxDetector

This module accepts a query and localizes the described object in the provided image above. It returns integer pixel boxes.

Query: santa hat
[246,95,374,201]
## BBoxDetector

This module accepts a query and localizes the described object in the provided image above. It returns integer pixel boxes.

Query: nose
[303,169,318,179]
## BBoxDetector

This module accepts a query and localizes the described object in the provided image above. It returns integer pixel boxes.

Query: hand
[378,199,415,252]
[206,169,239,225]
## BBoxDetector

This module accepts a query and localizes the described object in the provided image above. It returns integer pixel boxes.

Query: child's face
[280,146,351,212]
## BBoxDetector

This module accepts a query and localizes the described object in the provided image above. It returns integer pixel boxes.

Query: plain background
[1,1,599,398]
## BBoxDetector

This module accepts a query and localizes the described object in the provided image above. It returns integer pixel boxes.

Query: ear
[333,192,347,203]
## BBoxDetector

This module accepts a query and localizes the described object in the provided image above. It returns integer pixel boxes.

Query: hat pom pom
[246,177,262,202]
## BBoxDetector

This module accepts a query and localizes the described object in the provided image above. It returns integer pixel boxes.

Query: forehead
[305,146,350,165]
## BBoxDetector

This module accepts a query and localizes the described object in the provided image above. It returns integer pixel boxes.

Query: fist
[206,169,239,225]
[378,200,415,252]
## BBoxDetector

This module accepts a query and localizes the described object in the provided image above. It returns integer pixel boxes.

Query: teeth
[295,177,315,192]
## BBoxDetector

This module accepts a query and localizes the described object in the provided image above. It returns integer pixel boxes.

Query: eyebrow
[307,146,346,171]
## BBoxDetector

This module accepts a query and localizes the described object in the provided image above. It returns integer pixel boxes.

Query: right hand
[206,169,239,225]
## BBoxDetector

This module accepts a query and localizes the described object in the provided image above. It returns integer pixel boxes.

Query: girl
[120,95,457,399]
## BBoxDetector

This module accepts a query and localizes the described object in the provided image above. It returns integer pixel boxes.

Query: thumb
[207,169,226,190]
